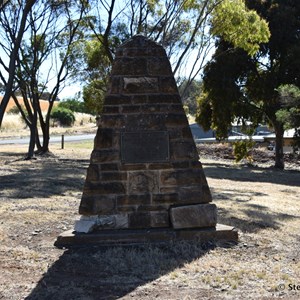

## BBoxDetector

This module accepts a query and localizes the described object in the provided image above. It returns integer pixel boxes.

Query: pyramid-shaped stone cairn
[55,35,237,247]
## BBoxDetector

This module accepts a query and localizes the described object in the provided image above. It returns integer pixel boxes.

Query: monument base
[54,224,238,248]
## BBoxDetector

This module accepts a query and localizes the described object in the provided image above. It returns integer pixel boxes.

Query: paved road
[0,134,95,145]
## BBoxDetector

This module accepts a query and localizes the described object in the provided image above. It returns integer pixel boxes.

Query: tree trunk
[274,123,285,169]
[26,124,36,159]
[40,121,50,153]
[0,0,36,127]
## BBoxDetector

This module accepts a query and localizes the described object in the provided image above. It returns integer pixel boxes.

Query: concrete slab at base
[54,224,238,248]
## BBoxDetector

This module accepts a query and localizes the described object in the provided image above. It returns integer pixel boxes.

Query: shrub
[232,139,255,163]
[8,106,21,114]
[50,107,75,126]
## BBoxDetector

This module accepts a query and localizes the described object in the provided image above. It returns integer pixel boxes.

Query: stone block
[170,141,198,160]
[148,163,172,170]
[125,114,166,130]
[112,57,147,76]
[128,171,159,194]
[148,58,172,76]
[74,216,98,233]
[159,77,178,93]
[108,76,120,94]
[100,171,127,181]
[117,194,151,206]
[92,196,116,214]
[178,186,211,204]
[137,204,168,212]
[152,193,178,203]
[100,163,119,171]
[182,127,193,139]
[100,114,125,128]
[117,206,137,213]
[121,105,141,114]
[86,164,99,181]
[171,161,190,169]
[143,104,163,113]
[90,149,119,163]
[78,197,93,215]
[150,211,170,227]
[120,164,147,171]
[75,214,129,233]
[94,128,113,149]
[102,106,120,114]
[148,94,181,104]
[165,114,189,127]
[105,95,131,105]
[167,104,185,113]
[129,212,151,228]
[97,214,129,230]
[160,169,203,186]
[83,182,126,195]
[170,204,217,229]
[123,47,149,57]
[147,47,166,57]
[131,95,148,104]
[123,77,158,93]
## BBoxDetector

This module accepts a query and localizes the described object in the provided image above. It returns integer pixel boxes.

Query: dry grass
[0,142,300,299]
[0,112,96,138]
[1,113,25,131]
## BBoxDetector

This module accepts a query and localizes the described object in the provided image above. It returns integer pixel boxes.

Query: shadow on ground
[25,241,218,300]
[203,161,300,187]
[0,157,89,199]
[201,161,300,233]
[1,156,298,298]
[216,204,299,233]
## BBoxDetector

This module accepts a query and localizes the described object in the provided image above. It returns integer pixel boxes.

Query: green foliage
[232,139,255,163]
[8,105,21,114]
[197,1,300,168]
[82,80,105,116]
[179,79,202,116]
[183,105,189,115]
[50,107,75,126]
[276,84,300,150]
[196,92,214,132]
[58,97,88,114]
[211,0,270,56]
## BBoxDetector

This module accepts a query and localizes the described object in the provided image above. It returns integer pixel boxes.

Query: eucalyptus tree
[71,0,223,112]
[197,0,299,169]
[0,0,87,158]
[0,0,36,127]
[72,0,270,116]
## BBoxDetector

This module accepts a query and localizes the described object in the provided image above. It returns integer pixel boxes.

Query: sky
[0,0,215,102]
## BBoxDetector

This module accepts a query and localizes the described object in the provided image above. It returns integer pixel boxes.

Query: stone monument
[55,35,237,247]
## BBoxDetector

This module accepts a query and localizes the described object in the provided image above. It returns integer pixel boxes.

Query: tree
[276,84,300,151]
[0,0,87,158]
[69,36,112,115]
[197,0,299,169]
[178,79,203,116]
[74,0,269,116]
[70,0,225,107]
[58,95,88,114]
[0,0,36,128]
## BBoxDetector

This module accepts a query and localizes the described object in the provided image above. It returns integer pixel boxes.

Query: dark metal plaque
[121,131,169,163]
